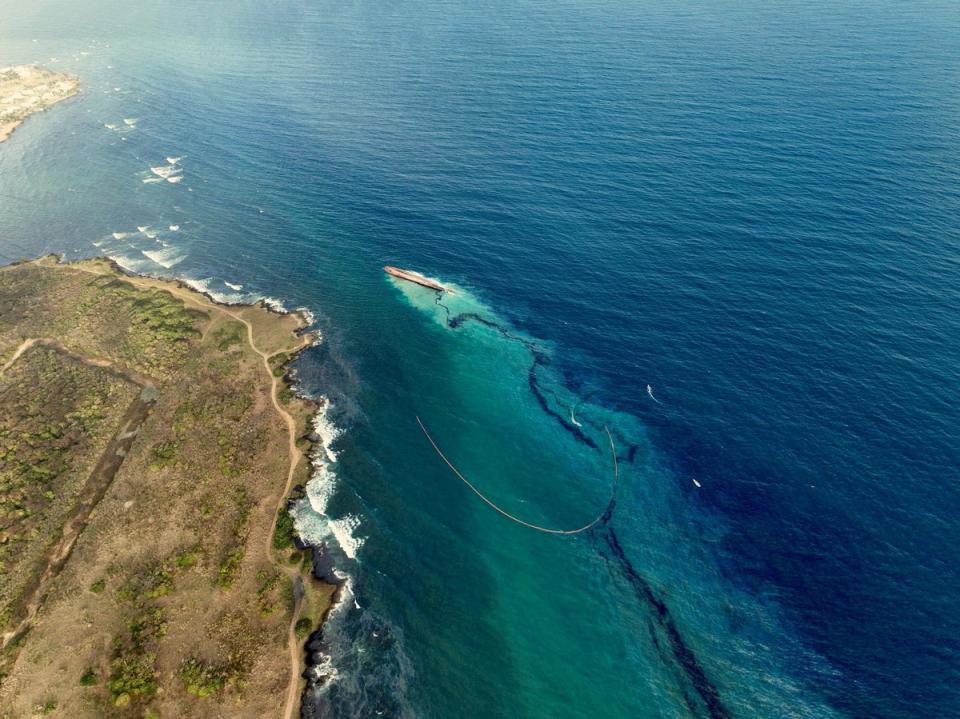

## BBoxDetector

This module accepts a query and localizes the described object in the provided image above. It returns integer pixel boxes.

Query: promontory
[0,257,334,718]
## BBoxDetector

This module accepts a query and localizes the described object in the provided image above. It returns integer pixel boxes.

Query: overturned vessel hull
[384,265,448,293]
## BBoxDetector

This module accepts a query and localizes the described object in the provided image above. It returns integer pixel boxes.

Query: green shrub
[180,658,228,698]
[145,568,172,598]
[149,441,179,469]
[80,667,97,686]
[294,617,313,640]
[272,508,297,550]
[216,549,243,588]
[107,655,157,704]
[175,549,199,569]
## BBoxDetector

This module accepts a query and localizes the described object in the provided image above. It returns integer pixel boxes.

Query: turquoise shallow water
[2,1,960,717]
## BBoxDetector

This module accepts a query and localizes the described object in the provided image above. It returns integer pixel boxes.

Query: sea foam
[142,247,185,269]
[150,165,181,179]
[293,401,365,560]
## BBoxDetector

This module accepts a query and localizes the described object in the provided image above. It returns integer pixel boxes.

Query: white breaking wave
[150,165,181,179]
[261,296,288,313]
[166,156,183,164]
[224,281,243,291]
[142,247,185,269]
[108,253,152,274]
[169,224,180,231]
[293,401,365,560]
[180,276,245,305]
[112,231,132,240]
[166,175,183,184]
[327,516,364,561]
[137,226,149,233]
[142,177,163,184]
[296,306,317,327]
[311,407,342,469]
[122,118,137,126]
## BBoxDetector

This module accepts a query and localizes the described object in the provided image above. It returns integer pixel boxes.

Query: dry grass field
[0,257,334,719]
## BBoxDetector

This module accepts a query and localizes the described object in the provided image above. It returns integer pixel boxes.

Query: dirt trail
[0,338,38,374]
[0,342,156,651]
[221,306,311,719]
[45,260,313,719]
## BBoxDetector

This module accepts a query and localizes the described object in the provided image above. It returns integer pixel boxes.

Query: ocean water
[2,1,959,717]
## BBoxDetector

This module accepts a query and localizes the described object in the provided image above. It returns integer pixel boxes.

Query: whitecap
[312,407,343,468]
[122,118,137,126]
[328,516,365,560]
[150,165,180,179]
[180,276,245,305]
[224,281,244,291]
[142,177,163,184]
[166,175,183,184]
[136,226,149,233]
[292,401,365,560]
[261,296,287,313]
[165,156,182,164]
[112,231,131,240]
[169,224,180,232]
[142,247,185,269]
[296,306,317,327]
[108,253,150,273]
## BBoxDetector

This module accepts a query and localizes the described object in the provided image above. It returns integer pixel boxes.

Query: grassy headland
[0,257,335,718]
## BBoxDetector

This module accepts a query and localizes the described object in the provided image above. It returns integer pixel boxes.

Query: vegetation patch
[212,322,243,352]
[180,657,230,698]
[294,616,313,640]
[272,505,298,551]
[0,345,138,631]
[0,260,323,717]
[149,440,179,469]
[80,667,98,686]
[107,653,158,707]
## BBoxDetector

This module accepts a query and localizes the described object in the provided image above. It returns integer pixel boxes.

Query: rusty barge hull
[384,266,448,292]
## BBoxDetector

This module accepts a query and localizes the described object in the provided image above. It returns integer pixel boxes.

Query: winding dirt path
[220,306,312,719]
[41,260,313,719]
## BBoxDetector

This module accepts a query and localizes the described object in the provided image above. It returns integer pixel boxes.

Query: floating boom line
[415,415,619,535]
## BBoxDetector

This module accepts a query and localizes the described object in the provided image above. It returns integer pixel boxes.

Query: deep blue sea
[2,1,959,717]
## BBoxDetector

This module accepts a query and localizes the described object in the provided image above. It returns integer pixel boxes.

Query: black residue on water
[436,294,598,448]
[436,288,728,717]
[596,520,731,719]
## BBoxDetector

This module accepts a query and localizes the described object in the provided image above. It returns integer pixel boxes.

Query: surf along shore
[0,66,79,143]
[0,256,337,718]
